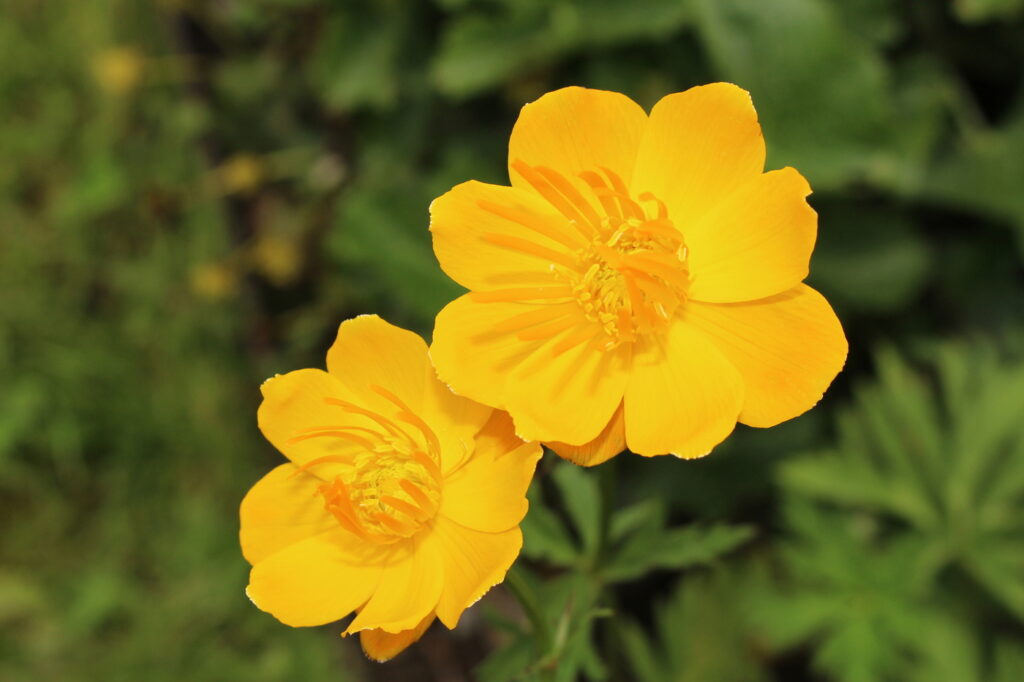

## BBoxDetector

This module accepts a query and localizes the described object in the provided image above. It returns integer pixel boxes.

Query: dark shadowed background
[2,0,1023,680]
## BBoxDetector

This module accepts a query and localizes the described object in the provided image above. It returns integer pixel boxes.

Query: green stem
[505,565,556,680]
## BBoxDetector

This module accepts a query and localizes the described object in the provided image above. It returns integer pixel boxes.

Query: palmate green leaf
[780,342,1024,623]
[752,502,947,682]
[622,567,770,682]
[551,461,603,557]
[604,519,753,582]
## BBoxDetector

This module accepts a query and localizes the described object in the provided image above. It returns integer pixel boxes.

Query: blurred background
[2,0,1023,680]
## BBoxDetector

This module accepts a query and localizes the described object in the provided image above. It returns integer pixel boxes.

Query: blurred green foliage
[1,0,1022,680]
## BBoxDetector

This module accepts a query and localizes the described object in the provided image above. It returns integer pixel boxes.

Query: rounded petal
[431,295,552,415]
[508,86,648,188]
[431,295,630,446]
[239,464,336,565]
[430,180,577,291]
[440,424,541,533]
[547,402,625,466]
[325,315,431,412]
[257,368,366,474]
[505,326,631,445]
[360,613,435,662]
[428,517,523,629]
[685,285,847,428]
[632,83,765,228]
[624,321,744,458]
[246,529,386,627]
[345,535,444,634]
[687,168,817,303]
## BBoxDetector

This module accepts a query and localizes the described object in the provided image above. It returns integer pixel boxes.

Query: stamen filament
[481,232,578,269]
[493,303,578,333]
[510,160,595,238]
[471,286,573,303]
[477,199,584,249]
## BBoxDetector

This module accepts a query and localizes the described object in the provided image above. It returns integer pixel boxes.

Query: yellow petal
[430,180,575,291]
[257,368,366,474]
[239,464,336,565]
[424,368,494,476]
[685,285,847,428]
[325,315,431,412]
[431,295,549,417]
[360,613,436,662]
[440,423,541,533]
[428,517,523,629]
[321,315,489,475]
[632,83,765,228]
[547,402,625,466]
[687,168,816,303]
[471,409,529,458]
[432,294,629,446]
[505,324,631,445]
[345,534,444,634]
[246,529,386,627]
[508,86,648,189]
[624,321,744,457]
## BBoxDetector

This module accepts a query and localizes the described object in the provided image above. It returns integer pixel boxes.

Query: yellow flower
[91,47,144,95]
[429,84,847,464]
[240,315,541,661]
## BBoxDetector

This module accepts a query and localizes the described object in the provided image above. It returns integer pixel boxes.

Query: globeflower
[430,84,847,464]
[240,315,541,661]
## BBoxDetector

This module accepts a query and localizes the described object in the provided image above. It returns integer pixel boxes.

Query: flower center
[474,161,690,353]
[287,385,443,544]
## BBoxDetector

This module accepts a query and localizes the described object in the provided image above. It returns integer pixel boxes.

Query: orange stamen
[551,324,599,357]
[477,200,584,249]
[287,430,376,450]
[534,166,603,230]
[516,313,581,341]
[399,479,436,515]
[481,233,578,269]
[511,160,595,237]
[579,170,622,219]
[413,450,443,484]
[369,385,443,458]
[379,495,427,521]
[470,286,573,303]
[493,302,578,333]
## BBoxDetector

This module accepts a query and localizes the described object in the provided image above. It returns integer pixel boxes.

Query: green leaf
[551,461,602,557]
[605,523,753,582]
[691,0,936,190]
[521,484,580,566]
[623,568,770,682]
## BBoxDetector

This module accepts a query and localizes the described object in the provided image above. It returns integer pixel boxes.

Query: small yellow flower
[189,262,237,300]
[217,154,264,195]
[240,315,541,661]
[429,84,847,464]
[91,47,144,95]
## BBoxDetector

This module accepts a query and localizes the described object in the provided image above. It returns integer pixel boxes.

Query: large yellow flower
[430,84,847,464]
[240,315,541,661]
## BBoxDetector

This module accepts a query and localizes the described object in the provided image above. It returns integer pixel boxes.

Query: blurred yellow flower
[430,84,847,464]
[250,233,302,287]
[241,315,541,661]
[217,154,264,195]
[91,47,144,95]
[189,262,237,300]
